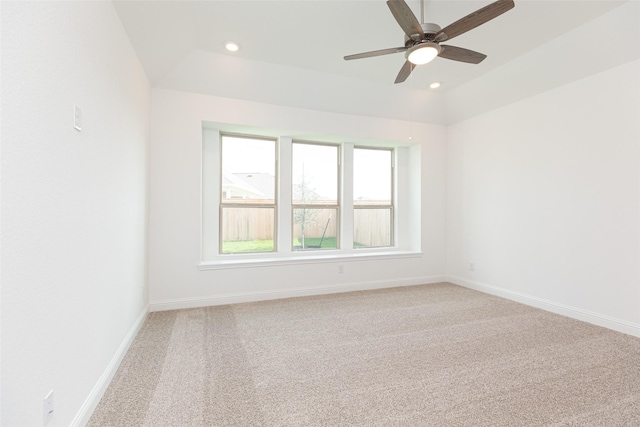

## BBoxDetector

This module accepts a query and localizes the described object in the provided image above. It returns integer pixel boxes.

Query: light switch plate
[74,104,82,131]
[43,390,54,425]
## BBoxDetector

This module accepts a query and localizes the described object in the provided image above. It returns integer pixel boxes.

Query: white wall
[148,89,447,309]
[446,59,640,336]
[0,1,636,424]
[1,2,149,426]
[444,1,639,124]
[155,49,448,125]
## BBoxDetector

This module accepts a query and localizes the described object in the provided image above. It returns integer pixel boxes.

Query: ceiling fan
[344,0,515,84]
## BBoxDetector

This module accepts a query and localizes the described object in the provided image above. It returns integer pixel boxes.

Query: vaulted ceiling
[114,1,639,124]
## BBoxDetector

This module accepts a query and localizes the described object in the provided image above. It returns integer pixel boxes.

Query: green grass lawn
[223,237,368,253]
[223,237,343,253]
[293,237,337,249]
[222,239,275,253]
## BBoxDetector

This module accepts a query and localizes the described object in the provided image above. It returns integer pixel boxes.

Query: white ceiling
[113,0,639,124]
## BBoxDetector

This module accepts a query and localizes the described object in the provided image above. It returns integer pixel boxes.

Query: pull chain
[409,67,414,140]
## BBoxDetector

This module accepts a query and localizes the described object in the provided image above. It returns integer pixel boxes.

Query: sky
[222,136,392,201]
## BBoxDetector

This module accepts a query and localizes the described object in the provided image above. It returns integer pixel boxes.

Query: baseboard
[70,304,149,427]
[150,275,447,312]
[448,276,640,338]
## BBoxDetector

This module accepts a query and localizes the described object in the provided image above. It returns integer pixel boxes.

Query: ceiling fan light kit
[407,42,441,65]
[344,0,515,84]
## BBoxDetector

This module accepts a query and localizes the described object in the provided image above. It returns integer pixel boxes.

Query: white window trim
[201,124,421,268]
[197,250,423,270]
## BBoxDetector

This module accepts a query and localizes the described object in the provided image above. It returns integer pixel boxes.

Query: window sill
[197,250,423,271]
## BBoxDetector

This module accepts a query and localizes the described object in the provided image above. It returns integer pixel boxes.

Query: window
[292,142,339,250]
[201,126,418,266]
[353,147,393,248]
[220,135,276,253]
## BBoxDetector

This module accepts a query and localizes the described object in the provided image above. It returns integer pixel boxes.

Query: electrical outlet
[43,390,54,425]
[338,265,344,274]
[469,262,475,271]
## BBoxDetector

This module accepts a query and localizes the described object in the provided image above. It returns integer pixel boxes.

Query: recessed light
[430,81,441,89]
[225,41,240,52]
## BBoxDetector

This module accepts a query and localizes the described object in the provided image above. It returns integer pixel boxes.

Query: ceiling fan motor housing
[404,22,442,46]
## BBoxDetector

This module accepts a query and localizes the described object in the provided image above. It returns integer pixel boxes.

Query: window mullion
[341,144,354,253]
[278,137,293,255]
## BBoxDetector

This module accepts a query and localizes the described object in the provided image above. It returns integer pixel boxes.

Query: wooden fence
[353,208,391,247]
[221,207,275,241]
[221,206,391,247]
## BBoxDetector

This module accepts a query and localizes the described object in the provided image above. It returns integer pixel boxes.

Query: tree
[293,165,320,249]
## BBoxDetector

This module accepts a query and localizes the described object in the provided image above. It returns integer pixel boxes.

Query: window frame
[353,146,395,249]
[218,133,278,254]
[291,140,341,251]
[200,124,420,269]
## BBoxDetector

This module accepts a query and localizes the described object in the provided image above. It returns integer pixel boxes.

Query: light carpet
[88,282,640,426]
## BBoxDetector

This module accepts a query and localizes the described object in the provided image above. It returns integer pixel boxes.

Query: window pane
[354,148,392,206]
[354,208,391,248]
[292,143,338,204]
[221,207,275,253]
[222,136,275,204]
[293,208,337,250]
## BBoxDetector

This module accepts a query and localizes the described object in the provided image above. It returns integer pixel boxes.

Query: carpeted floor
[88,283,640,426]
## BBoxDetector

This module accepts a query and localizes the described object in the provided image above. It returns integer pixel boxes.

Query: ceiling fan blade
[439,45,487,64]
[394,60,416,84]
[344,47,407,61]
[387,0,424,40]
[435,0,514,42]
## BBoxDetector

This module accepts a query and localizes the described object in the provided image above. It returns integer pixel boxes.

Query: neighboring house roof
[223,172,329,202]
[222,172,275,199]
